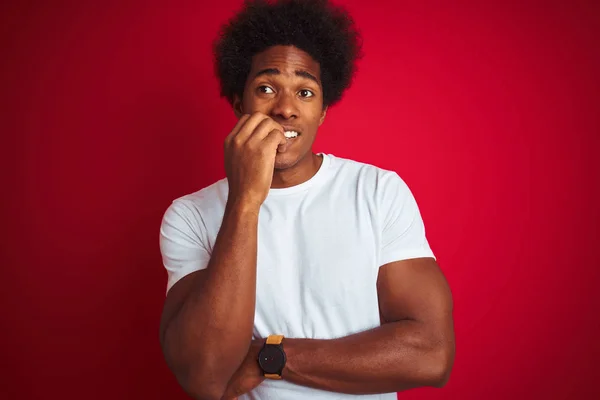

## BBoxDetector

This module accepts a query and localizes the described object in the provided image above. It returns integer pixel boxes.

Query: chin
[274,152,302,170]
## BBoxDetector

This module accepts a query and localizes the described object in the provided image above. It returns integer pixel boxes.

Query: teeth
[284,131,299,138]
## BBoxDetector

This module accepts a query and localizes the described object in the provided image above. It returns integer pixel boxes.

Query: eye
[258,86,274,94]
[298,89,314,98]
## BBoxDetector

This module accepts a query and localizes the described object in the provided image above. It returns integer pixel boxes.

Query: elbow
[165,352,228,400]
[430,364,452,389]
[180,368,227,400]
[162,334,229,399]
[428,342,455,388]
[187,387,225,400]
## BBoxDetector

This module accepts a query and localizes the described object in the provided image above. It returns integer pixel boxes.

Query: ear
[319,105,328,126]
[232,95,244,119]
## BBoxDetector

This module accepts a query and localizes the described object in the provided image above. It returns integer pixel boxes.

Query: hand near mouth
[224,112,289,209]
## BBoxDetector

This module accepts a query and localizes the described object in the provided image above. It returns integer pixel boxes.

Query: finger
[225,114,251,143]
[263,129,288,153]
[247,118,284,145]
[233,112,270,143]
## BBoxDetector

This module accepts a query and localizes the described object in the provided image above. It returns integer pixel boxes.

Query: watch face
[258,345,285,374]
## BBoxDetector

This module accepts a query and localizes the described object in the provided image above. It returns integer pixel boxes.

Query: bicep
[376,257,453,327]
[159,269,208,349]
[158,201,212,345]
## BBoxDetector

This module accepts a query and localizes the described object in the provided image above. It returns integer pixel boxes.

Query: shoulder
[162,178,229,226]
[325,153,410,196]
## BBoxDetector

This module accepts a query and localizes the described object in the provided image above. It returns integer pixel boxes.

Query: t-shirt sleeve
[378,171,436,267]
[159,200,211,294]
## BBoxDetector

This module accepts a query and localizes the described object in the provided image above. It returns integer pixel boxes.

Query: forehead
[249,45,321,80]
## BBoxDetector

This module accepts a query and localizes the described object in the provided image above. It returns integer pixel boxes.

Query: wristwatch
[257,334,286,379]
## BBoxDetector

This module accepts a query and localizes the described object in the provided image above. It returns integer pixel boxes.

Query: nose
[270,91,297,120]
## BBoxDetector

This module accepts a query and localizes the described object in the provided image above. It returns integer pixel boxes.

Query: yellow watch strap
[266,334,284,345]
[262,335,285,380]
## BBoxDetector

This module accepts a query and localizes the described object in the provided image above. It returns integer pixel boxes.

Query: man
[158,0,455,399]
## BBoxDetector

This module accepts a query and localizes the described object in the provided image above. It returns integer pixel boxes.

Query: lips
[281,125,301,133]
[281,126,301,138]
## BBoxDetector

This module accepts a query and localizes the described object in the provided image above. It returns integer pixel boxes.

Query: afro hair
[213,0,363,108]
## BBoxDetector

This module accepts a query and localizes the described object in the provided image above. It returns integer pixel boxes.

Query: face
[233,45,327,170]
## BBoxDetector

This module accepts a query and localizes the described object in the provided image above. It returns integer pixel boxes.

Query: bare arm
[280,257,455,394]
[159,200,260,400]
[159,112,289,400]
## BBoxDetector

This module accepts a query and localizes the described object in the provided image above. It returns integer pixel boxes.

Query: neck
[270,152,323,189]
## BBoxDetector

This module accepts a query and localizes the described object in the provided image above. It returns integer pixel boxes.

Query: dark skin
[221,259,454,399]
[159,45,455,400]
[235,45,328,186]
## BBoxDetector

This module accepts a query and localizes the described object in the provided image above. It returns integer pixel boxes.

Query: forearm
[283,320,454,395]
[165,200,260,397]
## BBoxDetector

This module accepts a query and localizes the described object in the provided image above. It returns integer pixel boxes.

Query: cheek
[242,89,259,111]
[241,94,254,112]
[310,113,324,129]
[317,114,325,126]
[242,96,269,115]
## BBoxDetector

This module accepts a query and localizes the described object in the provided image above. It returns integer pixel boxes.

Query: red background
[2,1,599,399]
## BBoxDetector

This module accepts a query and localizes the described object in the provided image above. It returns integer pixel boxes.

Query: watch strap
[261,335,285,379]
[266,334,284,345]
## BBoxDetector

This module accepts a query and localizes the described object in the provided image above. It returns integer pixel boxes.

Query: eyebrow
[254,68,319,84]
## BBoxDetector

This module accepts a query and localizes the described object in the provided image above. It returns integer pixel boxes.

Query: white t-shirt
[159,153,435,400]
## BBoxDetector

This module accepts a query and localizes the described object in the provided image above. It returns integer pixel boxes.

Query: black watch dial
[258,345,285,374]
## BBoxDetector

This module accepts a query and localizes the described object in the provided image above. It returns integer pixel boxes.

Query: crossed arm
[161,258,454,399]
[280,257,455,394]
[159,203,455,400]
[220,257,454,398]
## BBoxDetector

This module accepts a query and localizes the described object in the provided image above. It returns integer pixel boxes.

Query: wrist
[280,338,303,379]
[225,196,261,217]
[258,335,287,379]
[281,339,293,378]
